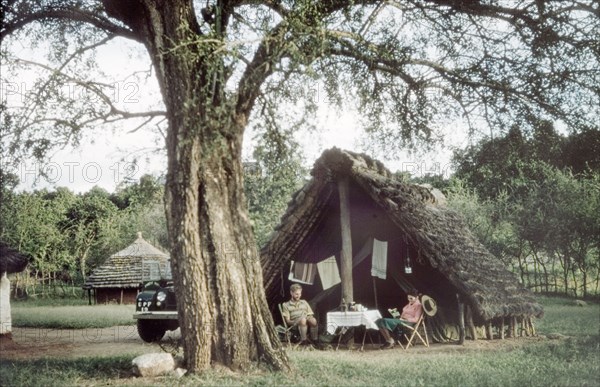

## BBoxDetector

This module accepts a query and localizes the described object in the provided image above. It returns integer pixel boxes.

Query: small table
[326,310,382,351]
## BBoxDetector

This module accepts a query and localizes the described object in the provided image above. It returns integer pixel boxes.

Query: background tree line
[0,173,167,297]
[445,124,600,298]
[0,132,305,298]
[3,123,597,299]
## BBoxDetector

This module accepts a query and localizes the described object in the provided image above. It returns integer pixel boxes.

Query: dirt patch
[0,326,182,361]
[1,326,551,361]
[0,334,19,351]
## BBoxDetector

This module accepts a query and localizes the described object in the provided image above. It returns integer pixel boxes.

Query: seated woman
[376,289,423,349]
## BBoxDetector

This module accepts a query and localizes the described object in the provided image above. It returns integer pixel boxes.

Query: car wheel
[137,319,167,342]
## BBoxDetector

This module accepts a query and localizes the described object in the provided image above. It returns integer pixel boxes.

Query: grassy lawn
[2,296,599,386]
[11,303,135,329]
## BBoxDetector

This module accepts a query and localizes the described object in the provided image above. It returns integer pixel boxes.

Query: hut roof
[261,148,543,323]
[83,232,169,289]
[0,241,29,274]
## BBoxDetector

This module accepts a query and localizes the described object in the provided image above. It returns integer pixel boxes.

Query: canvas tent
[261,148,543,341]
[83,232,170,304]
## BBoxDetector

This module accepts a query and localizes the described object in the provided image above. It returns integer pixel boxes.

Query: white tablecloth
[326,310,382,334]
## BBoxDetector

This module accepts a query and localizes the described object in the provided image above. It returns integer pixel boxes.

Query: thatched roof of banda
[0,241,29,275]
[261,148,543,323]
[83,232,169,289]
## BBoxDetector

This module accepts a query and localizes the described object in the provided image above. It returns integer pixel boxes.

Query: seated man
[375,289,422,349]
[281,283,318,344]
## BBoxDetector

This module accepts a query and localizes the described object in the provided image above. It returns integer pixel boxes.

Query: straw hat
[421,295,437,316]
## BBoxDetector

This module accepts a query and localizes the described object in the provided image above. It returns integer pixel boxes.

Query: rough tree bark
[102,0,288,373]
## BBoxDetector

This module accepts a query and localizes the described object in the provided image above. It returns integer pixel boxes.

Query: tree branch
[226,0,290,17]
[1,3,140,43]
[12,57,166,120]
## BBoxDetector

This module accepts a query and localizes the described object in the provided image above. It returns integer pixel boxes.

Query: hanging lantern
[405,244,413,274]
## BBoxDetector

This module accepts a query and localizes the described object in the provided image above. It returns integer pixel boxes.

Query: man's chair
[277,303,300,345]
[403,295,437,349]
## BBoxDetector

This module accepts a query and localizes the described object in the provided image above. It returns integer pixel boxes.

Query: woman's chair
[403,295,437,349]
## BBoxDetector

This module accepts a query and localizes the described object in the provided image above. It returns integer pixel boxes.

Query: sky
[5,34,464,194]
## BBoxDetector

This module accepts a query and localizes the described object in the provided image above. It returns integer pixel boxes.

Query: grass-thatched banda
[83,232,169,304]
[261,148,542,341]
[1,241,29,337]
[0,241,29,275]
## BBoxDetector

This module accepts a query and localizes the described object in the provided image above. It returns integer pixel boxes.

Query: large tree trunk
[164,132,287,372]
[102,0,289,373]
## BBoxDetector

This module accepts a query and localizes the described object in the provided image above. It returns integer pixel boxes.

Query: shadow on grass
[2,336,599,386]
[1,356,134,386]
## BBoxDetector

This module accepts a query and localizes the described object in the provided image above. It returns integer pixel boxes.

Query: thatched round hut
[0,241,30,337]
[83,232,170,304]
[261,148,543,342]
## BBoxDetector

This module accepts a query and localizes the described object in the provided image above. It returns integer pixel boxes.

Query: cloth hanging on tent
[371,238,388,279]
[288,261,317,285]
[316,256,341,290]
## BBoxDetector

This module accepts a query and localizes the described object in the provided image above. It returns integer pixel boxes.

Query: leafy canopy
[1,1,598,167]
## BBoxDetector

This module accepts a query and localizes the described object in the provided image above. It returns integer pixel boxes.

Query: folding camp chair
[404,295,437,349]
[277,303,300,346]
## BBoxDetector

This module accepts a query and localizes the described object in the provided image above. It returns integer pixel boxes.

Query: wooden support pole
[509,317,517,338]
[466,304,477,341]
[530,318,536,336]
[338,177,354,304]
[486,323,493,340]
[372,277,379,311]
[500,318,505,339]
[457,294,465,345]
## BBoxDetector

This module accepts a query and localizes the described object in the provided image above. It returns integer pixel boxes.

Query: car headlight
[156,291,167,302]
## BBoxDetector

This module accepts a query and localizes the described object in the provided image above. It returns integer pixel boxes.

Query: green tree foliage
[0,161,300,294]
[514,165,600,297]
[562,128,600,175]
[450,127,600,297]
[244,126,307,247]
[58,187,118,281]
[1,2,598,166]
[109,174,169,251]
[445,180,516,266]
[0,170,20,235]
[1,189,76,294]
[110,174,164,210]
[453,124,600,199]
[0,174,168,297]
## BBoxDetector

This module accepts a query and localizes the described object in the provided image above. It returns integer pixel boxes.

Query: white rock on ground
[132,353,175,377]
[171,368,187,378]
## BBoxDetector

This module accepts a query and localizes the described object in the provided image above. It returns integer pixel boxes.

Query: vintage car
[133,260,179,342]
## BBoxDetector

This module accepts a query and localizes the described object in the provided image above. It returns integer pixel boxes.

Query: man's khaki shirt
[282,299,314,322]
